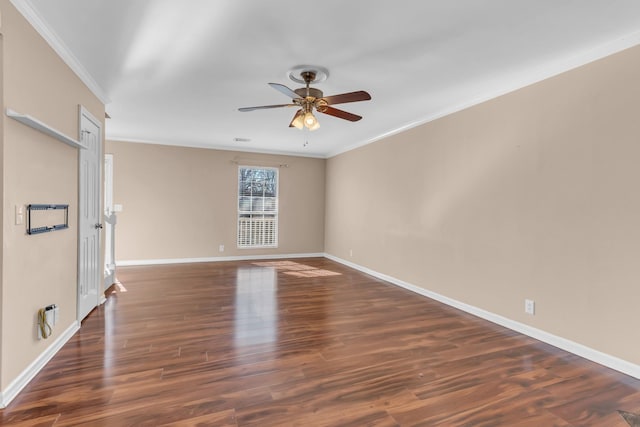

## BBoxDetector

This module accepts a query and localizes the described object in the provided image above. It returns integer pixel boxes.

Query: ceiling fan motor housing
[294,87,323,99]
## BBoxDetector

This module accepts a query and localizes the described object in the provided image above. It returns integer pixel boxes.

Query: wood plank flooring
[2,258,640,426]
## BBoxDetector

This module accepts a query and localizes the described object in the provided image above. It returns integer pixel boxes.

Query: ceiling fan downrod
[301,71,316,98]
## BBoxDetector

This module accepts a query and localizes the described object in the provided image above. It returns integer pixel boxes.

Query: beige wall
[106,141,325,261]
[326,44,640,365]
[1,0,103,391]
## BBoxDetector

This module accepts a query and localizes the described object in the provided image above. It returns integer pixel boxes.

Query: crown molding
[106,136,328,159]
[10,0,111,104]
[328,30,640,158]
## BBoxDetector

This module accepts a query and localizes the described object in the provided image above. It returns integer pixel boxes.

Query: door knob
[95,223,103,229]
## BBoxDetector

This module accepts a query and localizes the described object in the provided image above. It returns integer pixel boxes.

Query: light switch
[113,204,123,212]
[15,205,24,225]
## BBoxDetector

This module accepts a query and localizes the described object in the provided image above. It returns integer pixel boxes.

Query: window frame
[237,165,279,249]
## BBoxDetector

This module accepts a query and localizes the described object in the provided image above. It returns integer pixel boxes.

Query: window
[237,166,278,248]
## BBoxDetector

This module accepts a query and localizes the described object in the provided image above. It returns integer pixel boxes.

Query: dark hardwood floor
[2,258,640,426]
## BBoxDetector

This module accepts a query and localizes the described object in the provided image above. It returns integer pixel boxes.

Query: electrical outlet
[349,249,353,257]
[219,244,224,252]
[45,304,57,326]
[45,309,54,326]
[525,299,535,315]
[37,305,56,340]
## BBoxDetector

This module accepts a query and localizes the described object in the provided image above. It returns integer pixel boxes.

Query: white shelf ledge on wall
[5,108,86,149]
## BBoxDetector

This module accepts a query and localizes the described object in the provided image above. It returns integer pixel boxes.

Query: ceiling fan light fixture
[291,111,305,129]
[308,120,320,131]
[304,111,316,126]
[304,111,320,131]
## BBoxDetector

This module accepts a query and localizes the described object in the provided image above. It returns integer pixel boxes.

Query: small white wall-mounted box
[15,204,24,225]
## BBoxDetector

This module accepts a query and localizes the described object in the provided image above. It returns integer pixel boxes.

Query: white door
[78,106,102,320]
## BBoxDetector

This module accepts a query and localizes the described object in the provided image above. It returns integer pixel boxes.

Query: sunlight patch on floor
[252,260,342,277]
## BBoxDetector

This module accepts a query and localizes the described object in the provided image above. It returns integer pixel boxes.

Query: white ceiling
[16,0,640,158]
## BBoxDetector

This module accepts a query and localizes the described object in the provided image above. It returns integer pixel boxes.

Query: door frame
[77,105,104,321]
[104,153,116,289]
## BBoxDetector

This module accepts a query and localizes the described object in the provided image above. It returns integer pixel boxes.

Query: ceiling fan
[238,70,371,131]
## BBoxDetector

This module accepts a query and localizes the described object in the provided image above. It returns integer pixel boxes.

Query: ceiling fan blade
[238,104,295,112]
[318,106,362,122]
[269,83,301,99]
[322,90,371,105]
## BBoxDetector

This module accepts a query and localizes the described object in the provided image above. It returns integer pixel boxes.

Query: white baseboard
[0,321,80,408]
[117,252,325,267]
[324,253,640,380]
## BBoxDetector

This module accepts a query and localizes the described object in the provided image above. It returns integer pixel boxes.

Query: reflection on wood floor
[2,258,640,426]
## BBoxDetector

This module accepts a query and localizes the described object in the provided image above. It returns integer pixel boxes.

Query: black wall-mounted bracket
[27,204,69,235]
